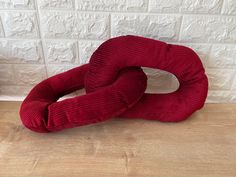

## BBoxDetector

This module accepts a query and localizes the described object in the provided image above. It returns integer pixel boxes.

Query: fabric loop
[20,35,208,133]
[20,64,147,133]
[85,35,208,122]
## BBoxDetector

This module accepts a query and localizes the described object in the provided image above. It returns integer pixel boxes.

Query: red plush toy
[20,65,147,133]
[86,35,208,122]
[20,35,208,133]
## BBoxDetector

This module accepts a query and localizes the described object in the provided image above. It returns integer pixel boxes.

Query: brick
[0,0,35,9]
[149,0,182,13]
[206,69,235,90]
[0,40,43,63]
[222,0,236,15]
[46,64,77,77]
[78,13,109,40]
[41,12,109,40]
[78,40,103,64]
[1,12,38,38]
[232,77,236,90]
[184,43,211,68]
[208,45,236,68]
[13,64,47,85]
[230,92,236,102]
[180,15,236,43]
[41,12,78,38]
[142,67,179,93]
[149,0,222,14]
[0,85,32,97]
[0,18,4,37]
[180,0,222,14]
[44,40,77,64]
[0,0,234,103]
[77,0,148,12]
[111,14,181,41]
[0,64,15,84]
[38,0,74,9]
[207,91,231,103]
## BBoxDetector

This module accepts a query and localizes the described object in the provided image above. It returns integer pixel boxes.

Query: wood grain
[0,101,236,177]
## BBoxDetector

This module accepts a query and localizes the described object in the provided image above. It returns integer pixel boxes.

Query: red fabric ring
[85,35,208,122]
[20,64,147,133]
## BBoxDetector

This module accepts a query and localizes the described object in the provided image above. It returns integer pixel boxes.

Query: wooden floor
[0,101,236,177]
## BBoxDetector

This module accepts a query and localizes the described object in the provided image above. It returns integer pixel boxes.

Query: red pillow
[20,35,208,133]
[85,35,208,122]
[20,64,147,133]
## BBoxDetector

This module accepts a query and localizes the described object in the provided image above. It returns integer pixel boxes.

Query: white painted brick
[0,40,43,63]
[0,0,234,103]
[208,45,236,68]
[230,92,236,102]
[0,85,32,97]
[44,40,77,64]
[41,12,78,38]
[207,91,231,103]
[41,12,109,40]
[58,90,84,101]
[149,0,182,13]
[78,40,103,64]
[77,0,148,12]
[222,0,236,15]
[1,12,38,38]
[0,18,4,37]
[77,13,109,40]
[13,64,47,85]
[232,77,236,90]
[206,69,235,90]
[142,67,179,93]
[180,0,222,14]
[46,64,77,77]
[149,0,222,14]
[180,15,236,43]
[184,43,211,68]
[111,14,181,41]
[38,0,74,9]
[0,0,35,9]
[0,64,15,84]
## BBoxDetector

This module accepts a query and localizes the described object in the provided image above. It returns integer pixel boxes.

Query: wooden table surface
[0,101,235,177]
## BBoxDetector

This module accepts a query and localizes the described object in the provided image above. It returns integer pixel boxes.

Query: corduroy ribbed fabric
[20,64,147,133]
[20,35,208,133]
[85,35,208,122]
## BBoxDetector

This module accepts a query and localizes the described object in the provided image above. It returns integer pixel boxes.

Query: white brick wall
[0,0,235,102]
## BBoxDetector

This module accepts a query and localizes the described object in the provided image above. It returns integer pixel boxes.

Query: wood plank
[0,102,236,177]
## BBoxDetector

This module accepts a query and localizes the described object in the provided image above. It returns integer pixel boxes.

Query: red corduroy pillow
[20,35,208,133]
[20,64,147,133]
[85,35,208,122]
